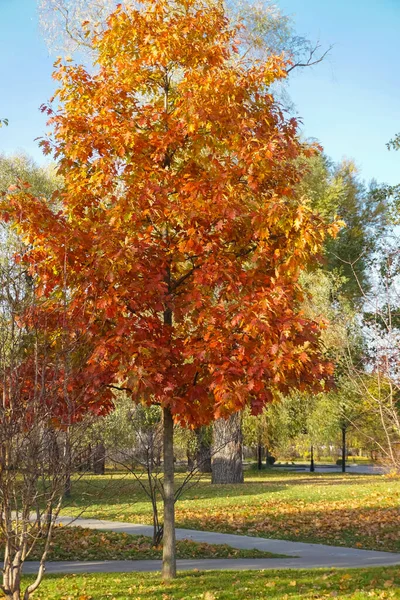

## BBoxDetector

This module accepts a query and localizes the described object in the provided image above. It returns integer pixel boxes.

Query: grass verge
[11,526,284,561]
[63,470,400,552]
[18,566,400,599]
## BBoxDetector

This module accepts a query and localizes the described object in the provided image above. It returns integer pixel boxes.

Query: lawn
[63,470,400,552]
[13,526,282,561]
[18,567,400,599]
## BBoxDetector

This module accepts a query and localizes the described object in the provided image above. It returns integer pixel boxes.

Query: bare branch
[286,43,333,74]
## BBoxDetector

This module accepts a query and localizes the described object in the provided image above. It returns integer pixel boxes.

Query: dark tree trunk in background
[341,426,346,473]
[64,432,72,499]
[195,426,212,473]
[77,443,92,472]
[257,443,263,470]
[48,429,60,465]
[93,442,106,475]
[211,412,243,484]
[162,406,176,579]
[310,444,315,472]
[187,445,195,471]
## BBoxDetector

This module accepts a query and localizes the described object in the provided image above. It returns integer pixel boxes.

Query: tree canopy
[299,154,389,302]
[3,0,339,427]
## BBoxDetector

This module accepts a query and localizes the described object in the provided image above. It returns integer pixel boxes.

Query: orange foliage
[1,0,340,426]
[0,301,114,428]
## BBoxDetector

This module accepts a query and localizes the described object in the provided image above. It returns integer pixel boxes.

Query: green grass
[19,567,400,599]
[16,526,283,561]
[63,470,400,553]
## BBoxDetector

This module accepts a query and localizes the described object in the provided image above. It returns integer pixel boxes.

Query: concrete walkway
[274,464,387,475]
[22,516,400,574]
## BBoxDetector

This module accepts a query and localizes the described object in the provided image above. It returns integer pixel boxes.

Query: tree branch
[170,265,201,292]
[286,43,333,74]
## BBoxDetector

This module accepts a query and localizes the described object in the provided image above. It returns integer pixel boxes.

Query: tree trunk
[341,426,346,473]
[310,444,315,472]
[93,442,106,475]
[195,426,212,473]
[187,446,194,471]
[162,406,176,579]
[63,433,72,499]
[211,412,243,484]
[257,443,263,470]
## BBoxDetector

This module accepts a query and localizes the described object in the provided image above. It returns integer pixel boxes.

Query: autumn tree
[39,0,333,488]
[3,0,339,578]
[0,225,113,600]
[0,159,113,600]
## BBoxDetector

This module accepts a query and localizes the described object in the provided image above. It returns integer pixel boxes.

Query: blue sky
[0,0,55,160]
[1,0,399,185]
[280,0,400,186]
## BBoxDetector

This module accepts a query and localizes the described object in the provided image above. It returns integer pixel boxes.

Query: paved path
[274,465,387,475]
[22,516,400,574]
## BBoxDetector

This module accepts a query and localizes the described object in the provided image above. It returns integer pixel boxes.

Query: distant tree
[0,153,59,198]
[343,247,400,471]
[38,0,330,77]
[299,155,389,302]
[242,405,281,467]
[195,425,212,473]
[370,133,400,222]
[0,230,107,600]
[387,133,400,152]
[212,413,244,483]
